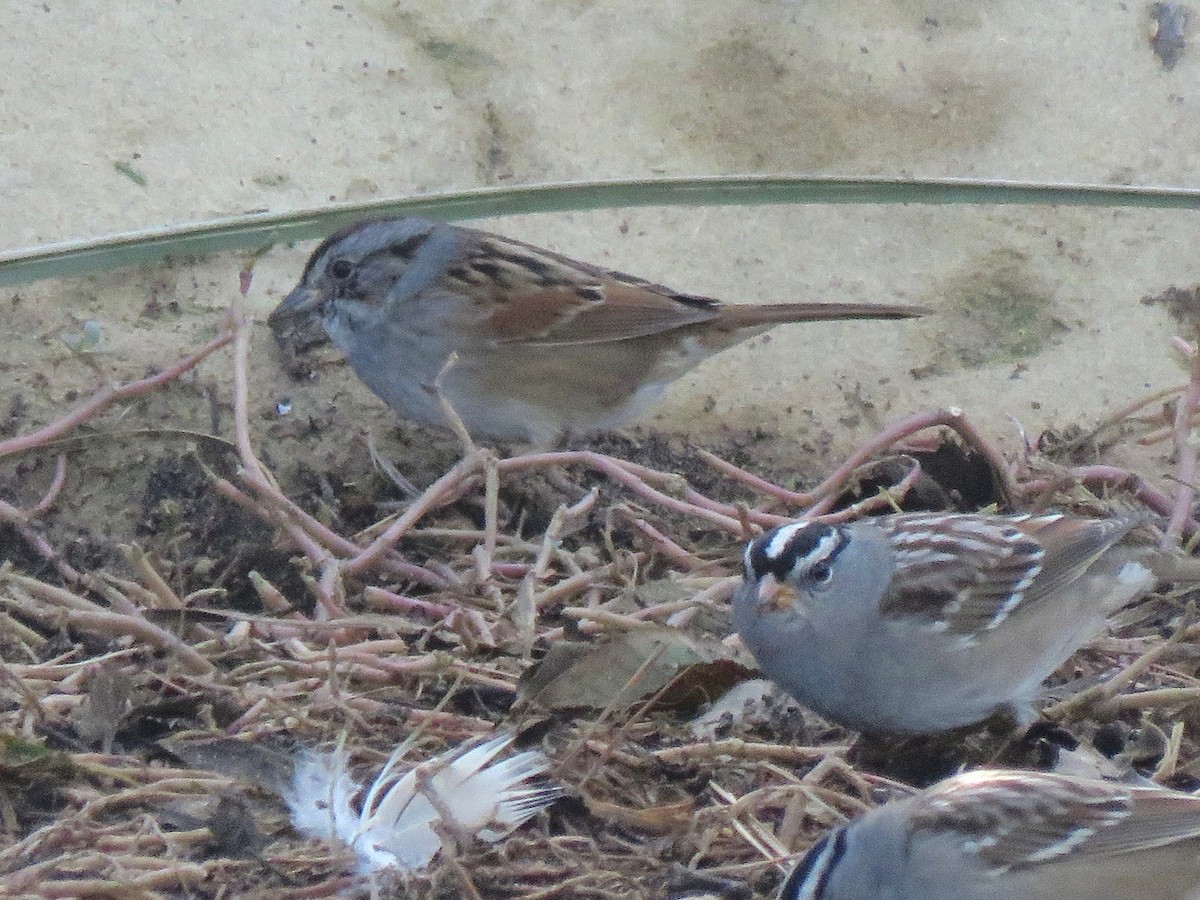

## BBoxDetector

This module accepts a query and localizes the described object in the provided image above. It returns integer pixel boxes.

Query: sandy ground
[3,1,1199,481]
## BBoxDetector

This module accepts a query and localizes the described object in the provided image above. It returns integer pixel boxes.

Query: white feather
[286,744,360,845]
[285,732,561,874]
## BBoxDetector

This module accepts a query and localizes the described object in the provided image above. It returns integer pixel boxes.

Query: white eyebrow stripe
[801,530,844,569]
[765,523,809,559]
[792,831,844,900]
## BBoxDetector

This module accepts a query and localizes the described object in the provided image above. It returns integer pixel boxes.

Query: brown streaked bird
[781,769,1200,900]
[733,511,1155,734]
[268,217,923,444]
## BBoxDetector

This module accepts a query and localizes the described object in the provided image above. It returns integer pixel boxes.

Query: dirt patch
[1143,283,1200,328]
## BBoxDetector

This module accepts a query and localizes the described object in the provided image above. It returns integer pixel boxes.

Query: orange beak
[756,574,797,612]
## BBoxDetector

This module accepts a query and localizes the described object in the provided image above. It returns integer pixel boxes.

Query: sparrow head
[743,521,848,612]
[269,217,442,330]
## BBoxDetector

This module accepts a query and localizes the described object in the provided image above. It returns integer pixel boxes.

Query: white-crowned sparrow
[779,768,1200,900]
[732,512,1154,734]
[268,217,923,444]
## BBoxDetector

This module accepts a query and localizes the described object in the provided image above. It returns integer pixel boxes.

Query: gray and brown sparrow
[780,768,1200,899]
[733,512,1156,734]
[268,217,923,444]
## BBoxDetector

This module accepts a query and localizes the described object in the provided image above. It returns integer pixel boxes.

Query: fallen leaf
[518,627,738,711]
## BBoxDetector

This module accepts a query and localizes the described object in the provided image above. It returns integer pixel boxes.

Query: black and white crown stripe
[779,828,847,900]
[745,522,849,583]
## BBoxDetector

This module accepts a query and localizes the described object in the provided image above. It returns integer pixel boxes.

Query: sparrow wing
[910,771,1200,869]
[448,233,721,345]
[456,232,921,346]
[877,512,1141,636]
[875,512,1049,635]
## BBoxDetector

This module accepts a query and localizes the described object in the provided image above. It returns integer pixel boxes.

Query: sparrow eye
[808,563,833,585]
[328,258,353,280]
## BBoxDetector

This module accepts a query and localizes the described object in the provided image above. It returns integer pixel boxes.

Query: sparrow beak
[268,284,324,328]
[756,574,797,613]
[268,284,333,351]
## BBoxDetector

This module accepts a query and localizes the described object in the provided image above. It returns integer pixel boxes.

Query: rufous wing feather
[487,281,720,345]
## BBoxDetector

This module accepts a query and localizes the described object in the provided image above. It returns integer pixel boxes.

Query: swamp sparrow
[269,217,923,444]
